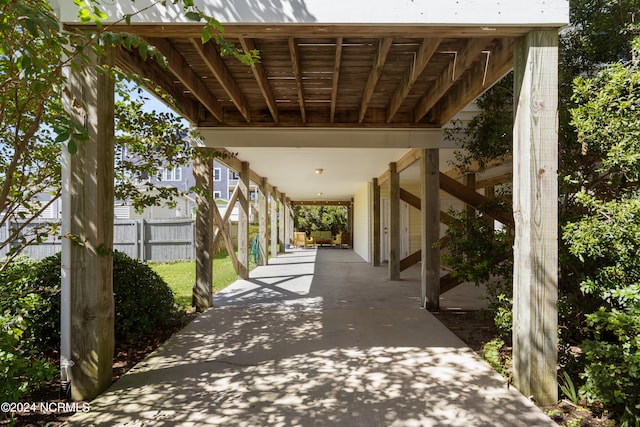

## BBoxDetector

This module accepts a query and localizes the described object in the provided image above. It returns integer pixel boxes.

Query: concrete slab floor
[67,248,555,426]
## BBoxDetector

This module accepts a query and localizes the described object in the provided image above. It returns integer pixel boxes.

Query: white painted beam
[194,128,447,149]
[54,0,569,26]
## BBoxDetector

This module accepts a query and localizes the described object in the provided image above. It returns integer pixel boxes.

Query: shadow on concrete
[68,249,554,426]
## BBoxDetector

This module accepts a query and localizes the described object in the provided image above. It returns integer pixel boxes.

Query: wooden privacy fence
[1,218,211,262]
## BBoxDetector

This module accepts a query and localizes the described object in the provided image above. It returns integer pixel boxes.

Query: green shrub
[0,313,57,403]
[0,255,57,402]
[563,196,640,425]
[2,251,176,350]
[439,201,514,340]
[112,251,175,340]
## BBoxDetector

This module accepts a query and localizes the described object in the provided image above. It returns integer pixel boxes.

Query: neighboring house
[114,152,259,220]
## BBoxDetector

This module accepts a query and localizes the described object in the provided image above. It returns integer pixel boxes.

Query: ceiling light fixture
[315,168,323,175]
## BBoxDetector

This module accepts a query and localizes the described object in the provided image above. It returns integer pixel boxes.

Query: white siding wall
[353,184,370,262]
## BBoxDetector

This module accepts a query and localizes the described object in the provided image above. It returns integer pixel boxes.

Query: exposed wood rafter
[436,38,515,125]
[386,38,441,123]
[414,37,492,123]
[359,37,393,123]
[330,37,343,123]
[148,38,224,123]
[115,48,200,123]
[288,37,306,122]
[240,37,279,123]
[190,38,251,122]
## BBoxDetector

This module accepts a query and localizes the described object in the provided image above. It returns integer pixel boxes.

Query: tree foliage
[564,38,640,423]
[0,0,256,271]
[293,205,348,236]
[440,2,640,422]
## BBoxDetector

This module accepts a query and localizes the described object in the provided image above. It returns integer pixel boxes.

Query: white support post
[512,30,559,405]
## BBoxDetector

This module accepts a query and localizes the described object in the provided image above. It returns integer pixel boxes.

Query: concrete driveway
[67,249,555,426]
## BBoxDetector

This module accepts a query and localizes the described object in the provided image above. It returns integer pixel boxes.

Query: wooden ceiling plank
[149,37,224,122]
[386,38,441,123]
[436,38,515,125]
[240,37,279,123]
[414,37,492,123]
[330,37,343,123]
[288,37,307,122]
[359,37,393,123]
[190,38,251,122]
[115,48,199,123]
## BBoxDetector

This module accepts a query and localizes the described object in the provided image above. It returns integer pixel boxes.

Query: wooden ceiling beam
[148,37,224,122]
[377,148,422,186]
[414,37,492,123]
[386,38,441,123]
[288,37,307,123]
[359,37,393,123]
[330,37,343,123]
[190,38,251,122]
[115,48,200,124]
[240,37,279,123]
[435,38,515,126]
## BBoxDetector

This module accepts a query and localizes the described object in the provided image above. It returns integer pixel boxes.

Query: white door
[381,198,409,261]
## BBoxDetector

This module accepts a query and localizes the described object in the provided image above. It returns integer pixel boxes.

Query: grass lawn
[150,251,244,312]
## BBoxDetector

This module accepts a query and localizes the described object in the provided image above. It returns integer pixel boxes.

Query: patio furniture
[310,230,332,247]
[333,232,350,249]
[293,232,307,248]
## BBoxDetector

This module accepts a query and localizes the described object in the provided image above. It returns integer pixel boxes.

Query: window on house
[161,167,183,181]
[229,170,240,180]
[214,168,221,181]
[213,191,222,199]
